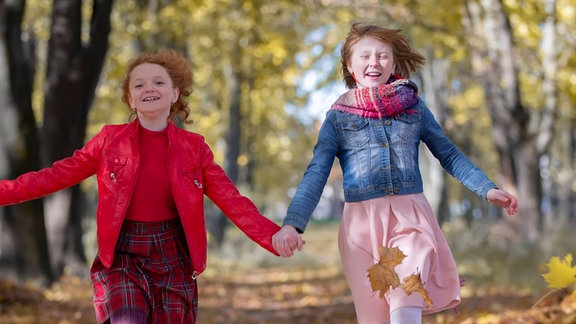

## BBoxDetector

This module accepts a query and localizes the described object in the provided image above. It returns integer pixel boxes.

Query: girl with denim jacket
[272,23,518,324]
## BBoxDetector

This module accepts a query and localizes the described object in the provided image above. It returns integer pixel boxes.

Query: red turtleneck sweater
[125,126,178,222]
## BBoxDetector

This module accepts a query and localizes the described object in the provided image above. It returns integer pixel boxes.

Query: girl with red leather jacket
[0,49,283,323]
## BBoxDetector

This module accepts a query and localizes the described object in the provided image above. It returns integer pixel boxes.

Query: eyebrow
[131,75,169,82]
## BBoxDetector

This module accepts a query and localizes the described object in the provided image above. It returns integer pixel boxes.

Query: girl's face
[128,63,179,121]
[347,36,395,88]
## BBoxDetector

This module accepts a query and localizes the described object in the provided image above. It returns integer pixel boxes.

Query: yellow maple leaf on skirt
[367,246,406,298]
[400,272,433,307]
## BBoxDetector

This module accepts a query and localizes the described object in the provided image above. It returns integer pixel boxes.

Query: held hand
[486,188,519,216]
[272,225,306,257]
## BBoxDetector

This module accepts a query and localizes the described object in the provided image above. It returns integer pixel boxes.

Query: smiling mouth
[366,72,381,77]
[143,97,160,102]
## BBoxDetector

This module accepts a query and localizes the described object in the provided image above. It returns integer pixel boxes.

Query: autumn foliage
[541,254,576,289]
[367,246,433,306]
[1,226,576,323]
[367,246,405,297]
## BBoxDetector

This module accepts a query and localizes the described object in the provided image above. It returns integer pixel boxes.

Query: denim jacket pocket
[339,118,370,147]
[394,112,420,142]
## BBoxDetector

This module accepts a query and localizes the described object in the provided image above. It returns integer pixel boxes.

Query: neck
[138,117,168,131]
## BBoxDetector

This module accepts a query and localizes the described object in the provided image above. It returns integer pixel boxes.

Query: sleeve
[283,114,339,233]
[0,126,106,206]
[420,105,496,200]
[200,140,280,256]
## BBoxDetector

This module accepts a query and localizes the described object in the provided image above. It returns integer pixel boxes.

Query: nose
[143,83,154,92]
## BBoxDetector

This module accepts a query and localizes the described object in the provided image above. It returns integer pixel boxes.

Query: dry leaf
[400,272,433,307]
[367,246,406,298]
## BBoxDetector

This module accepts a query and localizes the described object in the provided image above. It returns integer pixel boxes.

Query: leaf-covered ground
[0,269,574,323]
[1,222,575,323]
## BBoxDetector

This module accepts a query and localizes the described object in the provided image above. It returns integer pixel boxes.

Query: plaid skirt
[90,218,198,323]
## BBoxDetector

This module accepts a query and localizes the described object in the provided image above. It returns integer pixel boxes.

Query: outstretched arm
[486,188,519,216]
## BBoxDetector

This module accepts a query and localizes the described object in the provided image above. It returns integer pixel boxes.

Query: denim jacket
[284,98,496,232]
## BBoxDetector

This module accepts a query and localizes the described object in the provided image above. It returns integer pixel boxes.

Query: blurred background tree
[0,0,575,286]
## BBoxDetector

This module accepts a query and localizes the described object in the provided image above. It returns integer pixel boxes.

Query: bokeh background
[1,0,575,322]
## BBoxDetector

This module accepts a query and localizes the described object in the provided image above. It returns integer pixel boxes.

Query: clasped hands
[272,225,306,257]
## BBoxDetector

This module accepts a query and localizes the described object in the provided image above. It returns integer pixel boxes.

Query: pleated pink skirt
[338,193,461,323]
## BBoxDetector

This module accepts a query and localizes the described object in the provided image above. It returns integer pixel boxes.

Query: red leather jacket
[0,120,280,275]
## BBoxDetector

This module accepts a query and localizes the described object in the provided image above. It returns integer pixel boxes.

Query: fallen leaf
[400,272,433,307]
[541,254,576,289]
[367,246,406,298]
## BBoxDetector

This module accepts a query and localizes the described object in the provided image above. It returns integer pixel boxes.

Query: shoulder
[170,124,205,143]
[413,98,435,113]
[90,122,133,143]
[404,98,433,119]
[169,125,212,157]
[101,121,135,135]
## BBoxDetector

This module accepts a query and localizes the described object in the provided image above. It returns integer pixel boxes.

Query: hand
[272,225,306,257]
[486,188,519,216]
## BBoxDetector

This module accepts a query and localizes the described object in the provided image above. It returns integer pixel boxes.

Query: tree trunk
[419,51,450,225]
[462,0,555,241]
[42,0,113,277]
[209,63,241,247]
[0,0,54,285]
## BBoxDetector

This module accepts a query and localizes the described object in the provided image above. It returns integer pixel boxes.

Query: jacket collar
[128,118,179,145]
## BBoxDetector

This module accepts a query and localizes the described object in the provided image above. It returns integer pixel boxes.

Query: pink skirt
[338,193,460,323]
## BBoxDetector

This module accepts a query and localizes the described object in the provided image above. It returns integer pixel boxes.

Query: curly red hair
[122,49,193,124]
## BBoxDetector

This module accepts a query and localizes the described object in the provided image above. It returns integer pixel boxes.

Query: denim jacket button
[385,120,392,126]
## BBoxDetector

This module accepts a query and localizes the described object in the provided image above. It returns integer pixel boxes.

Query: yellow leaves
[367,246,433,306]
[541,254,576,289]
[367,246,405,297]
[401,273,434,307]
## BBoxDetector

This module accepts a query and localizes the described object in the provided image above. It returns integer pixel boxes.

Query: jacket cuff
[282,215,307,233]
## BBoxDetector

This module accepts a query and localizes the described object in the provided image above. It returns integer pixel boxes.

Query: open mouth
[366,72,382,77]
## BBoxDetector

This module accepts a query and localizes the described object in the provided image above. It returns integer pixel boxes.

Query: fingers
[505,194,519,216]
[295,236,306,251]
[487,189,519,216]
[497,191,519,216]
[272,225,305,257]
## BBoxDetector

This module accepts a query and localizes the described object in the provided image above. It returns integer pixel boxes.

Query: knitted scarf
[330,77,419,119]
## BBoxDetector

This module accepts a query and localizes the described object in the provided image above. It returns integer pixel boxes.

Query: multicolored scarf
[330,77,419,119]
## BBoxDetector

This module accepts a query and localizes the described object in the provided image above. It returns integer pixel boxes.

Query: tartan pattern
[330,77,419,119]
[91,218,198,323]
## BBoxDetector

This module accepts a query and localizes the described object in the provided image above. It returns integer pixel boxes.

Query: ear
[172,87,180,103]
[346,63,353,75]
[128,95,136,109]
